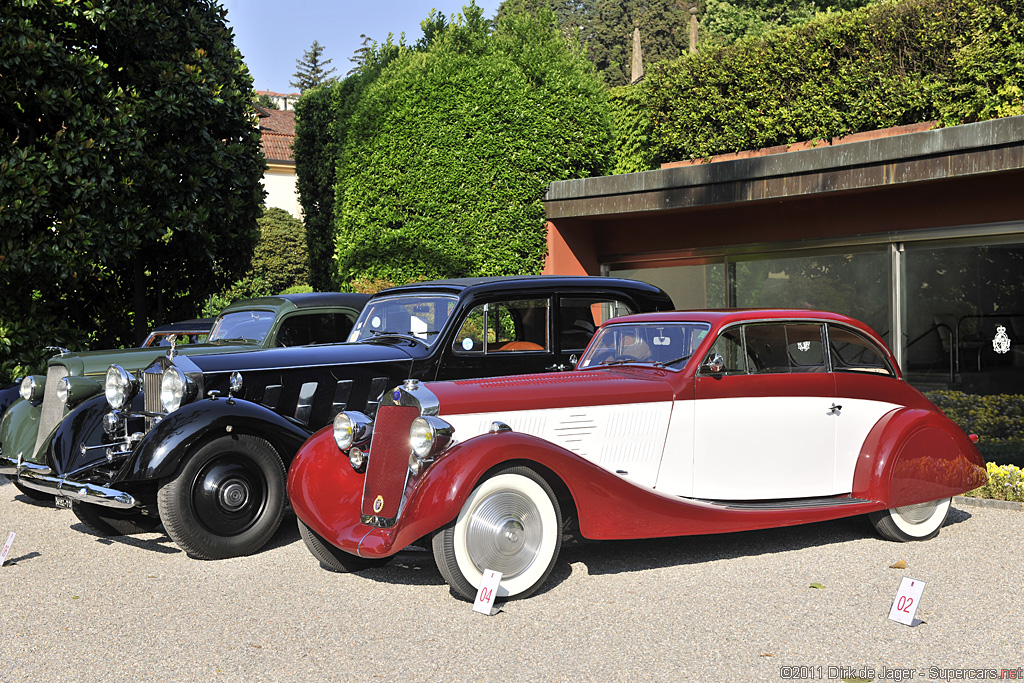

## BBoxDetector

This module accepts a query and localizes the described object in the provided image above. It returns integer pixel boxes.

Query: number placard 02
[888,576,926,626]
[473,569,502,615]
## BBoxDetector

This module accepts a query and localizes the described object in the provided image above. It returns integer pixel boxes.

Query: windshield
[578,322,711,369]
[348,294,458,346]
[208,310,276,343]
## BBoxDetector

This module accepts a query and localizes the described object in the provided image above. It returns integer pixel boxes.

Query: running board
[689,495,873,511]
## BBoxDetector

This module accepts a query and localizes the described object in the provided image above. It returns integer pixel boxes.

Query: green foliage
[0,0,264,383]
[290,40,337,92]
[213,207,310,305]
[609,0,1024,169]
[294,38,405,290]
[926,390,1024,466]
[327,6,612,287]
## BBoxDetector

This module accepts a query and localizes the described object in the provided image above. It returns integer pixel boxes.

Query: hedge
[611,0,1024,169]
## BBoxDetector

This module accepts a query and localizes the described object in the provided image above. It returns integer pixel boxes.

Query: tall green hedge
[324,7,611,288]
[611,0,1024,169]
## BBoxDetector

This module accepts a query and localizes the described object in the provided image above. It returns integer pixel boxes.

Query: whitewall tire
[869,497,952,542]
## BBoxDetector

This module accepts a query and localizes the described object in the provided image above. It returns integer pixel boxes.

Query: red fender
[852,407,987,507]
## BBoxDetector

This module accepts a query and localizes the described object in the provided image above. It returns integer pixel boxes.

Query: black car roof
[223,292,372,311]
[150,318,214,333]
[373,275,669,299]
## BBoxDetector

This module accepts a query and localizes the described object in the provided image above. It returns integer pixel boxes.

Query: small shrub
[965,462,1024,502]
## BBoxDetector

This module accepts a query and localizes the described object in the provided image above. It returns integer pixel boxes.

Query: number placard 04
[0,532,15,567]
[473,569,502,615]
[888,576,925,626]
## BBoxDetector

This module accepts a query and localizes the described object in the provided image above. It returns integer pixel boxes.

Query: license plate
[54,497,72,510]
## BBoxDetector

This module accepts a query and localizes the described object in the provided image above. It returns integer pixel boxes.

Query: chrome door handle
[546,363,568,371]
[828,403,843,415]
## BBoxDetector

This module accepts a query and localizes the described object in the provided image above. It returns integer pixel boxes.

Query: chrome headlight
[56,377,70,403]
[105,365,138,410]
[349,446,366,471]
[20,375,44,402]
[160,367,196,412]
[409,415,454,463]
[333,411,373,451]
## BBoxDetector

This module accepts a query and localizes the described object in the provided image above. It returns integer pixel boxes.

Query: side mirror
[700,352,725,374]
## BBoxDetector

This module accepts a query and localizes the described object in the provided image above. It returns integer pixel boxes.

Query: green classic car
[0,293,369,502]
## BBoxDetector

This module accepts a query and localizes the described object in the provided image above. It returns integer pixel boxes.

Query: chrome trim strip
[0,453,17,476]
[17,468,136,509]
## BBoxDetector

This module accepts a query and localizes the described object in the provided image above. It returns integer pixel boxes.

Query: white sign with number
[473,569,502,615]
[0,532,15,567]
[888,576,925,625]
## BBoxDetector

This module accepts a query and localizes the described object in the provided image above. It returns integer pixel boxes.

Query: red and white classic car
[288,310,987,601]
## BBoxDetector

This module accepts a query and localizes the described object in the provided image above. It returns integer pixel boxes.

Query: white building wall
[262,164,301,217]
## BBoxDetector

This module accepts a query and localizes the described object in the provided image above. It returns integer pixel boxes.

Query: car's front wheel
[157,434,285,559]
[869,497,952,542]
[432,466,562,601]
[298,519,390,572]
[71,502,162,536]
[5,475,55,503]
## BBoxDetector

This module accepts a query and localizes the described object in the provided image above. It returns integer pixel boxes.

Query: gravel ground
[0,477,1021,683]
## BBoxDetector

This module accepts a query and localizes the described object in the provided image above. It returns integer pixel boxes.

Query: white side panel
[444,402,673,488]
[692,396,836,500]
[833,398,900,492]
[653,400,695,497]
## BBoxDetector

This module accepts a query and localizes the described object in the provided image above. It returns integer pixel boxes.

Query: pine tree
[291,40,337,91]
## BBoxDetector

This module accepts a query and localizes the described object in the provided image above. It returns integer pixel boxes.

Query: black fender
[121,397,314,483]
[49,394,111,475]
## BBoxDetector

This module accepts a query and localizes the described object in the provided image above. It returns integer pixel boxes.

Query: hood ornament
[44,346,71,357]
[167,334,178,359]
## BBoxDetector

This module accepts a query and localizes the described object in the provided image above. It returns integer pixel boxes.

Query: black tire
[157,434,285,559]
[432,466,562,602]
[298,519,390,572]
[869,497,951,542]
[71,502,162,536]
[6,476,55,503]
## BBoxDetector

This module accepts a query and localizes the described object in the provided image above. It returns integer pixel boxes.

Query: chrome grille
[144,369,164,430]
[360,405,419,525]
[32,365,69,460]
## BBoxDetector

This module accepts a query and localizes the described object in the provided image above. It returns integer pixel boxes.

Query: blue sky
[223,0,505,94]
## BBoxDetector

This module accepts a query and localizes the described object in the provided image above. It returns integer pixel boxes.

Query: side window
[744,323,826,374]
[453,299,550,354]
[276,313,356,347]
[701,327,748,375]
[828,325,894,376]
[559,296,637,351]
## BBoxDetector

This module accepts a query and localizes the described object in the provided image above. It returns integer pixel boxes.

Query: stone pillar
[630,26,644,83]
[689,8,698,53]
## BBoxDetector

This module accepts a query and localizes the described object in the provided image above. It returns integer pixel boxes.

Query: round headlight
[410,417,436,458]
[160,367,195,412]
[19,376,40,402]
[56,377,71,404]
[333,412,355,450]
[409,415,454,461]
[349,447,366,471]
[105,365,136,410]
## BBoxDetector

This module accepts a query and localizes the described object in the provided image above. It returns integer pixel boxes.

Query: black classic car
[1,293,369,502]
[24,277,672,559]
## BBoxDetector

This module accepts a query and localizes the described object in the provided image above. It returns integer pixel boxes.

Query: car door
[827,323,903,493]
[690,321,838,500]
[436,296,557,380]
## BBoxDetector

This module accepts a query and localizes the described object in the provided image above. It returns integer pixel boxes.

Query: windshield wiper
[365,330,430,345]
[654,354,692,368]
[210,337,259,344]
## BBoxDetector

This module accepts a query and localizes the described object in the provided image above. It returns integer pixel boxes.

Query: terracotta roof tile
[258,108,295,162]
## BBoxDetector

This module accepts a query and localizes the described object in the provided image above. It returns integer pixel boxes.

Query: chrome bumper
[3,457,136,509]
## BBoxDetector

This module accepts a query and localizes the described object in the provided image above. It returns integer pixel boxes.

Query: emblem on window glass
[797,341,811,352]
[993,326,1011,355]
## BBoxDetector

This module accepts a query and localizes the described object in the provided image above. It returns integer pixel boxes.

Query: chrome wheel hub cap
[465,490,541,579]
[219,479,250,512]
[895,500,937,524]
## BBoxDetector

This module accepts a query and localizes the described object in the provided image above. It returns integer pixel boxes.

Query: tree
[214,207,310,305]
[0,0,265,382]
[256,93,280,109]
[330,5,613,287]
[291,40,337,91]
